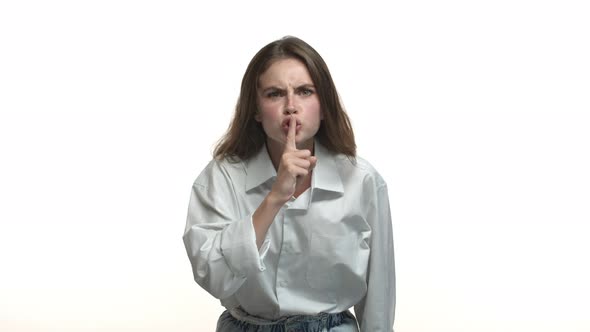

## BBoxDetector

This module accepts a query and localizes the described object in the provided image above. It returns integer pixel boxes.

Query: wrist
[266,190,290,207]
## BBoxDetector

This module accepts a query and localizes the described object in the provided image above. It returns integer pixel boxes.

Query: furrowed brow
[260,86,285,93]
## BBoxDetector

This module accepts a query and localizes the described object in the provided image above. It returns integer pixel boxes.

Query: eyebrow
[259,84,316,94]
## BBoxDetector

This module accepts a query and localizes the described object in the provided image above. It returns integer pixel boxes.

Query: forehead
[258,58,313,87]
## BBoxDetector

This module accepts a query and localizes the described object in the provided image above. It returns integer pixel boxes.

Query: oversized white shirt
[183,142,395,331]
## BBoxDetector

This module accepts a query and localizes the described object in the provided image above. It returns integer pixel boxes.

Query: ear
[254,108,262,122]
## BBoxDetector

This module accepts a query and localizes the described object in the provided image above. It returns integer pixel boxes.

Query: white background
[1,0,589,331]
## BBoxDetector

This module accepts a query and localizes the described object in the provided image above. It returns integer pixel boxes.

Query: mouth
[282,118,302,133]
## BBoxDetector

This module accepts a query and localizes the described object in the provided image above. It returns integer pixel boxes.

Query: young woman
[183,36,395,332]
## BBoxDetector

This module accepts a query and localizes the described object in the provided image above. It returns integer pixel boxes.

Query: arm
[254,116,316,248]
[183,117,316,299]
[354,184,396,332]
[182,175,268,300]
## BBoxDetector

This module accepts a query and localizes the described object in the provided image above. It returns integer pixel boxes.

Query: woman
[183,36,395,331]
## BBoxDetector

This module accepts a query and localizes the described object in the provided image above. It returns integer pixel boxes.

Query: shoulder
[332,153,388,189]
[193,156,247,188]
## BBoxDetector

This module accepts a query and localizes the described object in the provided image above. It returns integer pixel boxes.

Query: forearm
[183,217,263,299]
[252,192,285,249]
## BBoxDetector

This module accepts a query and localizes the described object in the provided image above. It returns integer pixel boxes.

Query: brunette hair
[213,36,356,160]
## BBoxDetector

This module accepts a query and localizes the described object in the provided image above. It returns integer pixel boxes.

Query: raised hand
[270,116,317,203]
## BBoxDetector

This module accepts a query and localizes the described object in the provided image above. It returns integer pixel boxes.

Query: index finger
[285,116,296,151]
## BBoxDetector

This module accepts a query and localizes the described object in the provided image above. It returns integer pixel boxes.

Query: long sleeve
[355,184,396,332]
[182,161,269,300]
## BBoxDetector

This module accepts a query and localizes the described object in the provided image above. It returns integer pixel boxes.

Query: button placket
[276,206,291,298]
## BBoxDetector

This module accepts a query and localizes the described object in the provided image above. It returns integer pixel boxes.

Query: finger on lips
[286,116,297,150]
[282,116,317,174]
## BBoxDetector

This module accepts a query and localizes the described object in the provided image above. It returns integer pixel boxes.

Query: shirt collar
[312,141,344,194]
[245,145,277,192]
[244,139,344,194]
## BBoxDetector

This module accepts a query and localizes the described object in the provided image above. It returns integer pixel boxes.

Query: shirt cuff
[220,214,269,277]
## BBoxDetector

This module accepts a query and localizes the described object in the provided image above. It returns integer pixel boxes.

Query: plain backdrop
[1,0,589,331]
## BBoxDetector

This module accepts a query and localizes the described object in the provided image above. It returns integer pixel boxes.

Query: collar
[245,145,277,192]
[244,139,344,195]
[312,141,344,194]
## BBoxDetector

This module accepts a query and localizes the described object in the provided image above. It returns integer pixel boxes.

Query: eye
[266,90,284,98]
[298,88,314,96]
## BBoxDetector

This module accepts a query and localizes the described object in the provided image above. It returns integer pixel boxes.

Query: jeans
[216,307,359,332]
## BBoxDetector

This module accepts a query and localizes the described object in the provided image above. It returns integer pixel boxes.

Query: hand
[270,116,317,203]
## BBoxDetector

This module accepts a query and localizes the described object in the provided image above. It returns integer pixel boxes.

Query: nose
[284,107,297,115]
[284,95,298,114]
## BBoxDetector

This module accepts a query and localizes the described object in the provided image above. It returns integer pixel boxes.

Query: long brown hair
[213,36,356,160]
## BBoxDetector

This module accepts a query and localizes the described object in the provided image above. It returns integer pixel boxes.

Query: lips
[282,118,301,127]
[282,118,302,133]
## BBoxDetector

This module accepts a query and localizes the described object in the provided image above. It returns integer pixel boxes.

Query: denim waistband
[227,306,354,331]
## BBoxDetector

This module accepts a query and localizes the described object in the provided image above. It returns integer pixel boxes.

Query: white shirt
[183,142,395,332]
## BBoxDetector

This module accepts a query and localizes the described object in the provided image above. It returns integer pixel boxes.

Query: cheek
[257,109,281,129]
[305,100,322,120]
[258,100,279,115]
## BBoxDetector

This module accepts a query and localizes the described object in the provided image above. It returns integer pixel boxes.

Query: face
[255,57,322,152]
